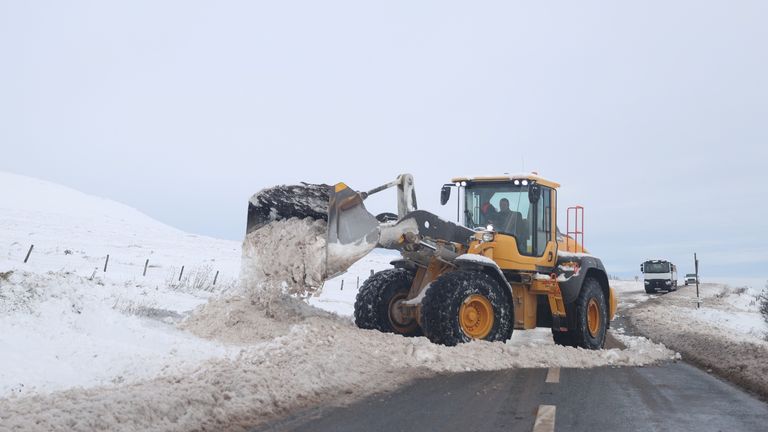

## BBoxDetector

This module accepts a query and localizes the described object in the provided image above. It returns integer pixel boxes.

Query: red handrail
[566,206,584,253]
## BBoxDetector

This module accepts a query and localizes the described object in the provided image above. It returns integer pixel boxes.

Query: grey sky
[1,1,766,280]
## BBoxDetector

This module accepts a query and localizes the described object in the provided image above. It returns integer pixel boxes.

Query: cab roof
[450,173,560,189]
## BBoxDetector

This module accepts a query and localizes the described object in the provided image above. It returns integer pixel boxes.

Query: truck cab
[641,259,678,293]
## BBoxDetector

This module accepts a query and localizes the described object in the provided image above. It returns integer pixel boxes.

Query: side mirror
[440,185,452,205]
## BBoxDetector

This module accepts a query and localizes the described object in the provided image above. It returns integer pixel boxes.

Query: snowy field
[1,172,678,431]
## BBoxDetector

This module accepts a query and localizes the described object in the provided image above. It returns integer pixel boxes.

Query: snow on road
[625,282,768,398]
[1,172,677,431]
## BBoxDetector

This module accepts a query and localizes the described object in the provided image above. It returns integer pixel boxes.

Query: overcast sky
[1,1,766,280]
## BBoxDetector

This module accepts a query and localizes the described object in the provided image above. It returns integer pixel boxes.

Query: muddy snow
[625,282,768,399]
[240,217,328,302]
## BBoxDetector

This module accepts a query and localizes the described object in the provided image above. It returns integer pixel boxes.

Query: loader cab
[450,174,560,270]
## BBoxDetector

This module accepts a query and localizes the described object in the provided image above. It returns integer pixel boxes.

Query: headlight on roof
[481,231,495,242]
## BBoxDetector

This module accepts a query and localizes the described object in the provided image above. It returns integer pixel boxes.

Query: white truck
[641,259,678,293]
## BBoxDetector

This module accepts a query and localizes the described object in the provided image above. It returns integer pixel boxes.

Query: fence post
[103,254,110,272]
[370,269,374,277]
[143,259,149,276]
[356,276,360,289]
[178,265,185,282]
[694,253,700,309]
[340,279,344,291]
[213,270,219,285]
[23,245,34,263]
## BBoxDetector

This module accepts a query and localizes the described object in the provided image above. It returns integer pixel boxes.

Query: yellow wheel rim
[459,295,494,339]
[587,298,601,337]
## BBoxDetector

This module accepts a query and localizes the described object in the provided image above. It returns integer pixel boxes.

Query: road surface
[252,362,768,432]
[252,284,767,432]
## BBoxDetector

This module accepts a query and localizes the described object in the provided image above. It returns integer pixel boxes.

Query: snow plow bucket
[325,182,380,278]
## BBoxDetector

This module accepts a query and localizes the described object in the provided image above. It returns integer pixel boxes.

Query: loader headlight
[481,231,495,242]
[665,280,672,285]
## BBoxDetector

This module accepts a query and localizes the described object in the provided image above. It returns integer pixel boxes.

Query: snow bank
[0,269,236,398]
[1,293,675,432]
[3,213,676,432]
[625,283,768,399]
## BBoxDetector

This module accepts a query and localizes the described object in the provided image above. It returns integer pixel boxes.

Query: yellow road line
[532,405,556,432]
[545,367,560,384]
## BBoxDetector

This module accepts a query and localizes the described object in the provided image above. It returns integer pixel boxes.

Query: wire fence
[4,242,237,292]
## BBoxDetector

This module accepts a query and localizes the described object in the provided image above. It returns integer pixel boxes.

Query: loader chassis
[335,173,616,349]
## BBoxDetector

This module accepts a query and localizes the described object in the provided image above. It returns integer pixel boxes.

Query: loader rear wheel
[353,268,421,336]
[420,271,512,346]
[552,277,607,349]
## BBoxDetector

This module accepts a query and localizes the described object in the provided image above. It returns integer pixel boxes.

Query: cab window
[464,182,552,257]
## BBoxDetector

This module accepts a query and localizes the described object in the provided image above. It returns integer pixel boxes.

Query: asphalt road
[253,362,768,432]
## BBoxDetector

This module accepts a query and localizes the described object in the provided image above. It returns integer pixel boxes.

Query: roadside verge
[624,284,768,400]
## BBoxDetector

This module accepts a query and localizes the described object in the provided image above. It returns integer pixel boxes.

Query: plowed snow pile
[1,217,676,432]
[241,217,327,301]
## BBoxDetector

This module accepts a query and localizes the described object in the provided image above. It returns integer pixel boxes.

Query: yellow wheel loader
[323,173,617,348]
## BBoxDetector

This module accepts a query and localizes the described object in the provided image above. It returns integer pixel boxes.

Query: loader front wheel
[353,268,420,336]
[552,277,607,349]
[420,271,512,346]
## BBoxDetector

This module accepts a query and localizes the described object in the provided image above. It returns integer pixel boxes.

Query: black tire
[353,268,421,336]
[552,277,608,349]
[552,327,577,346]
[420,271,513,346]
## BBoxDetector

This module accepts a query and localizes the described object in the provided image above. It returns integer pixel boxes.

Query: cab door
[479,185,558,271]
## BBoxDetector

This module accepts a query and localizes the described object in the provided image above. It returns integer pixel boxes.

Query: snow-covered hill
[0,172,245,396]
[0,171,241,283]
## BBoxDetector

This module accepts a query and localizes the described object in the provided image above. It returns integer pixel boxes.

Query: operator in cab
[496,198,520,231]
